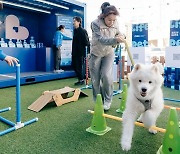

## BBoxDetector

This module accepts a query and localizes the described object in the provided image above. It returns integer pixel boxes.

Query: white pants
[89,53,114,105]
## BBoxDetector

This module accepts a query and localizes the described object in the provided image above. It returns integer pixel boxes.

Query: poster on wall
[170,20,180,46]
[57,16,73,66]
[132,23,148,47]
[57,16,73,38]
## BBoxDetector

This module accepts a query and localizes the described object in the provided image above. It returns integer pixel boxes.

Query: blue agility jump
[113,44,123,96]
[81,46,92,90]
[0,64,38,136]
[164,98,180,103]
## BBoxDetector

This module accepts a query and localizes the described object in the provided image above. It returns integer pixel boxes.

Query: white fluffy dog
[121,63,164,151]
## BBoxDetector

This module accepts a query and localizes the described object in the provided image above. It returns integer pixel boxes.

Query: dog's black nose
[141,88,147,92]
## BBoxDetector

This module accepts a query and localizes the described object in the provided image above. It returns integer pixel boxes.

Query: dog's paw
[149,128,157,134]
[121,140,131,151]
[137,117,143,123]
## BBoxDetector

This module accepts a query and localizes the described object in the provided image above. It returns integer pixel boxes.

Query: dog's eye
[149,81,152,84]
[139,80,142,83]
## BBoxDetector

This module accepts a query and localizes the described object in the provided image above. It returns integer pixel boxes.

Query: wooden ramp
[28,86,88,112]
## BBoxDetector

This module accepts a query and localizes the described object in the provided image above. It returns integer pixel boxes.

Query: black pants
[72,56,85,81]
[53,45,61,70]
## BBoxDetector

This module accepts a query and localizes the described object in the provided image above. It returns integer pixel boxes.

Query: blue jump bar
[0,118,38,136]
[0,107,11,113]
[118,45,122,91]
[24,118,38,126]
[80,85,92,90]
[0,116,15,127]
[16,64,21,123]
[0,126,16,136]
[0,64,38,137]
[113,90,123,96]
[164,98,180,103]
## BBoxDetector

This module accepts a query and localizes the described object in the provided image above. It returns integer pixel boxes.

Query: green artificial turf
[0,78,179,154]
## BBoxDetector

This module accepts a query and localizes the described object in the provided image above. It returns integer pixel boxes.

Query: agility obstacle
[88,110,166,133]
[113,44,123,96]
[81,46,92,90]
[87,94,180,153]
[116,84,127,113]
[164,98,180,103]
[0,64,38,136]
[124,41,135,66]
[157,107,180,154]
[86,94,111,135]
[164,105,180,111]
[28,86,88,112]
[112,41,134,96]
[86,94,166,135]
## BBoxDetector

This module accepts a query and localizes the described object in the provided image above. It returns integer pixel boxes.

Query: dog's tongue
[141,92,146,97]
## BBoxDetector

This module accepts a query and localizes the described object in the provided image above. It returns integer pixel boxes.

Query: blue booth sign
[57,16,73,38]
[170,20,180,46]
[132,23,148,47]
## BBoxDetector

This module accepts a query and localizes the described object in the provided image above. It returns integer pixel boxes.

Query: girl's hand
[4,56,19,66]
[116,36,125,43]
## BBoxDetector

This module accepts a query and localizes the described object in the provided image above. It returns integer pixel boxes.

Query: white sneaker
[103,103,111,111]
[54,69,64,73]
[59,69,64,72]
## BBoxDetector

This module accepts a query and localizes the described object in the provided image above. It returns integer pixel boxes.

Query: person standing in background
[53,25,72,73]
[72,16,90,85]
[89,2,125,110]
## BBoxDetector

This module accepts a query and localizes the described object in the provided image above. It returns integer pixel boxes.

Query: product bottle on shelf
[8,39,15,47]
[16,39,23,48]
[30,36,36,48]
[0,38,8,47]
[23,39,30,48]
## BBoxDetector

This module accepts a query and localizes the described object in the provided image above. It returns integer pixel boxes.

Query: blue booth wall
[38,14,56,47]
[0,6,40,44]
[0,5,85,47]
[0,5,85,74]
[0,47,52,74]
[0,47,36,73]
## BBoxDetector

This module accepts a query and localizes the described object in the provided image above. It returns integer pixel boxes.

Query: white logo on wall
[5,15,29,40]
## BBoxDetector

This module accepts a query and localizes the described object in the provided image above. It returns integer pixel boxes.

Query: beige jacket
[90,18,120,57]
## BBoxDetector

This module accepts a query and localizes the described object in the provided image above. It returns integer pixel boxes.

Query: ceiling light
[55,13,63,16]
[36,0,69,10]
[73,9,83,14]
[0,0,51,14]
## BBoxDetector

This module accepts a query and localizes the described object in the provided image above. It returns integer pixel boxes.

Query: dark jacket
[72,27,90,58]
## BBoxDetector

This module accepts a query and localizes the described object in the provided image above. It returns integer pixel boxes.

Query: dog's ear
[133,63,141,72]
